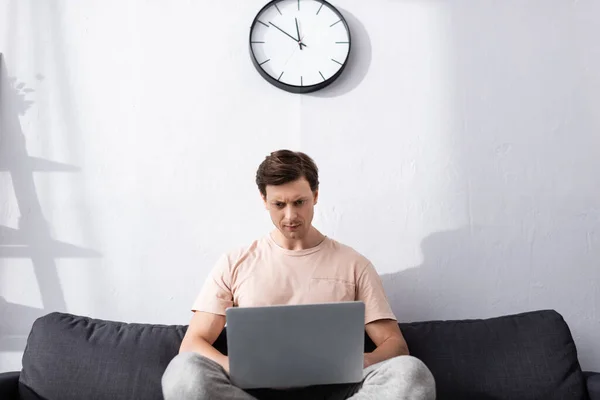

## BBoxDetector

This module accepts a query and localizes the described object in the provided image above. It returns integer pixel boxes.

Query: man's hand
[363,352,378,369]
[222,357,230,375]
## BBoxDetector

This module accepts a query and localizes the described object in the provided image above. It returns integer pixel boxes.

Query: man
[162,150,436,400]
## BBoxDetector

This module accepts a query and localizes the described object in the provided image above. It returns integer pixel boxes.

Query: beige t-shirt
[192,235,396,324]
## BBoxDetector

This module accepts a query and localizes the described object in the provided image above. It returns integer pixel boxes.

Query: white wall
[1,0,599,372]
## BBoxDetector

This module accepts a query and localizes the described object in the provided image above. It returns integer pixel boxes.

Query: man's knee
[162,352,214,399]
[383,356,436,397]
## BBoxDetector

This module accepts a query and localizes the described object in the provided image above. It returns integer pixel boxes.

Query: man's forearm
[180,337,230,373]
[364,337,409,368]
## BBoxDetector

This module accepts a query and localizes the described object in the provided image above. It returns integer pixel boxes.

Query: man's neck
[270,227,326,251]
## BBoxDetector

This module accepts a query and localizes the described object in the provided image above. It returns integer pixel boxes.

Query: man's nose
[284,205,297,220]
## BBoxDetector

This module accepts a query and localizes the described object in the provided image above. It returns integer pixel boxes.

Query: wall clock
[249,0,351,94]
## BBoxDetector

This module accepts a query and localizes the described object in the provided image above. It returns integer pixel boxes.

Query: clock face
[249,0,351,93]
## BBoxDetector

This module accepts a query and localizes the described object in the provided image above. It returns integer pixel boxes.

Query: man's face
[263,177,318,240]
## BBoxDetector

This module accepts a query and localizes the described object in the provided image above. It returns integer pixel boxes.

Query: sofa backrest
[19,309,588,400]
[394,309,588,399]
[19,313,186,400]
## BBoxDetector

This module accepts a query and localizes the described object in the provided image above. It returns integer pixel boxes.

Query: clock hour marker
[298,0,300,10]
[336,41,349,44]
[317,2,324,15]
[258,20,269,28]
[330,20,342,27]
[259,59,271,66]
[319,71,325,81]
[251,41,265,44]
[331,58,343,66]
[274,4,282,15]
[278,71,284,81]
[301,76,303,86]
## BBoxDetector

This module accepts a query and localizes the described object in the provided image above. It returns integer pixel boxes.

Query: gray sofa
[0,309,599,399]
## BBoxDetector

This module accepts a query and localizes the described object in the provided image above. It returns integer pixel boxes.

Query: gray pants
[162,352,436,400]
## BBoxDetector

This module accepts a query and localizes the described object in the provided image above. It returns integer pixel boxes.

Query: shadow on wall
[309,7,371,98]
[381,226,599,367]
[0,55,101,352]
[380,226,541,324]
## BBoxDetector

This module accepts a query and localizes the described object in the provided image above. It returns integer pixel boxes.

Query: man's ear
[313,189,319,205]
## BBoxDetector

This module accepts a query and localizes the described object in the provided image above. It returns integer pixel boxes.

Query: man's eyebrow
[271,197,308,203]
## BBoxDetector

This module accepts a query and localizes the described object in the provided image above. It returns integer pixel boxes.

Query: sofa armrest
[585,371,600,400]
[0,371,20,399]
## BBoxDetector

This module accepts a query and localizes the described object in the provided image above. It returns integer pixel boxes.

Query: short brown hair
[256,150,319,198]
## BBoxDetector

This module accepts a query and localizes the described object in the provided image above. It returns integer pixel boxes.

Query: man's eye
[295,200,305,206]
[275,203,285,208]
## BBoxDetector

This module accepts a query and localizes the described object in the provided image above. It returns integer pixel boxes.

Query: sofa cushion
[389,309,588,400]
[19,312,186,400]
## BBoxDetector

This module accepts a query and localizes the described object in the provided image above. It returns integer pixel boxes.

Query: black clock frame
[249,0,352,94]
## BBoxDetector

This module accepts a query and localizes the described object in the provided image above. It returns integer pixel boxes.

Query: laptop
[225,301,365,389]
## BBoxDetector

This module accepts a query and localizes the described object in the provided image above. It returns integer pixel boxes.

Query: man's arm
[364,319,410,368]
[180,311,229,373]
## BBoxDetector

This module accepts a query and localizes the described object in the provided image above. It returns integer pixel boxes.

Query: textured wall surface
[1,0,599,372]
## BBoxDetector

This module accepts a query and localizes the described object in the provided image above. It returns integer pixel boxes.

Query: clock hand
[295,18,302,50]
[269,21,307,48]
[269,21,299,43]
